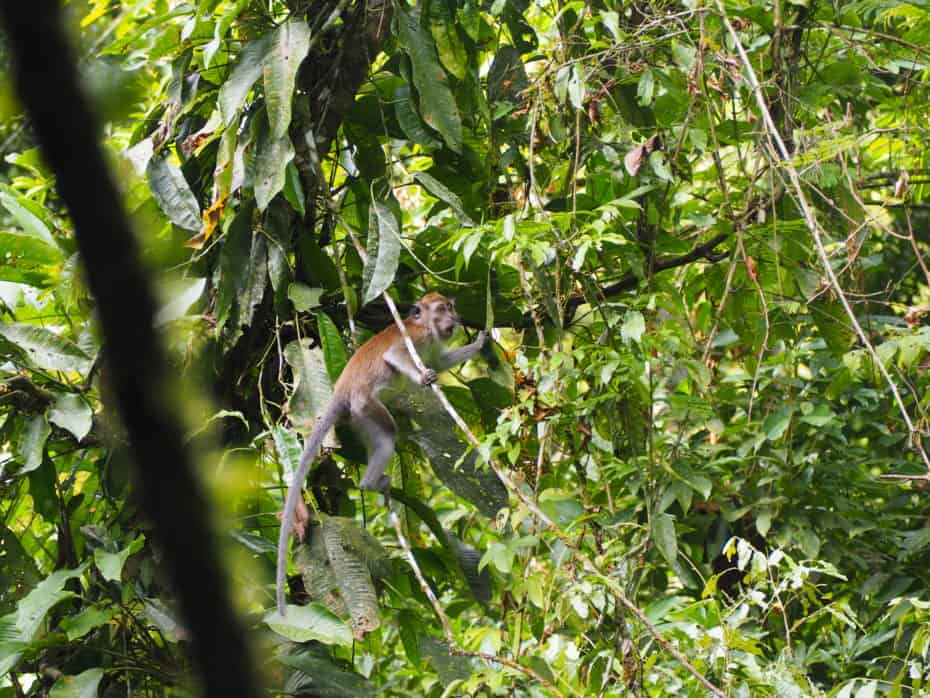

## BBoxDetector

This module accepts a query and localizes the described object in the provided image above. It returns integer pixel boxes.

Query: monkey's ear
[410,303,423,319]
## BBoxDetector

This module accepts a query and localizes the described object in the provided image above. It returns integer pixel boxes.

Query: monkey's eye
[411,304,422,318]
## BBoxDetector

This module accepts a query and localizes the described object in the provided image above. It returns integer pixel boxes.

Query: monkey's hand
[277,498,311,541]
[474,330,488,348]
[419,368,438,385]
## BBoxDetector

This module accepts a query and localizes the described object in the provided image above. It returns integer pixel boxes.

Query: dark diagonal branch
[0,4,260,697]
[562,232,730,326]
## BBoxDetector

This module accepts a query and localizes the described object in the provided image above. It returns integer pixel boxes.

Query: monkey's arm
[384,343,435,384]
[433,331,487,371]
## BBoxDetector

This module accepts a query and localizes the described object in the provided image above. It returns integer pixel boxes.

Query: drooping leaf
[0,231,62,287]
[16,414,50,475]
[652,513,678,566]
[316,311,348,383]
[48,393,93,442]
[264,604,353,647]
[59,606,116,641]
[0,323,92,374]
[414,171,473,224]
[396,9,462,152]
[254,116,295,211]
[218,32,273,125]
[48,668,105,698]
[93,536,144,582]
[284,338,335,435]
[15,565,85,640]
[279,648,376,697]
[394,84,442,148]
[264,19,312,139]
[0,192,58,248]
[427,0,468,80]
[361,202,402,304]
[155,277,206,326]
[146,154,202,231]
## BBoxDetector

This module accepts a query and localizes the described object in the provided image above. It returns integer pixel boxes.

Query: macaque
[276,292,487,613]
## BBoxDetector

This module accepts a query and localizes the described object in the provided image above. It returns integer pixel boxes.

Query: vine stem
[716,0,930,472]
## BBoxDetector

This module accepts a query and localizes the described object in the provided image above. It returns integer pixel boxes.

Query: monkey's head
[412,292,459,339]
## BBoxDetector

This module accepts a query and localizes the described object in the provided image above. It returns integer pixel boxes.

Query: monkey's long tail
[276,399,347,615]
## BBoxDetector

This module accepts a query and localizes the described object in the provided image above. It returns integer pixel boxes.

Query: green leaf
[284,339,335,434]
[17,414,50,475]
[0,192,58,248]
[94,536,144,582]
[361,202,402,304]
[652,513,678,566]
[427,0,468,80]
[146,155,201,231]
[49,393,93,442]
[155,277,206,325]
[283,160,306,217]
[264,604,353,647]
[263,19,312,139]
[48,668,105,698]
[395,84,442,147]
[59,606,116,641]
[414,171,473,224]
[218,32,272,125]
[287,283,322,312]
[396,9,462,152]
[316,311,348,384]
[0,323,92,374]
[254,114,296,211]
[0,231,62,287]
[621,311,646,345]
[16,565,85,640]
[763,408,792,441]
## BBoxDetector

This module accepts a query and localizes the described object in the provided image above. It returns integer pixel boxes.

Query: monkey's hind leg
[353,400,397,492]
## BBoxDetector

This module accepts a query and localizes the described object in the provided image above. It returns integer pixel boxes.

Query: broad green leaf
[60,606,116,641]
[17,414,50,475]
[0,231,62,287]
[361,202,402,304]
[316,311,348,383]
[16,565,85,639]
[218,32,273,125]
[155,277,206,326]
[49,393,93,442]
[394,85,442,147]
[396,9,462,152]
[264,604,353,647]
[146,155,201,231]
[427,1,468,80]
[264,19,312,139]
[287,283,322,312]
[414,171,473,224]
[621,311,646,344]
[215,206,253,336]
[652,513,678,566]
[48,668,104,698]
[763,408,792,441]
[283,160,306,217]
[254,118,295,211]
[0,192,58,248]
[94,536,144,582]
[284,339,334,435]
[278,649,376,695]
[0,323,92,374]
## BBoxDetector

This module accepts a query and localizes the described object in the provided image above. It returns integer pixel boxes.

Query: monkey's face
[414,293,459,339]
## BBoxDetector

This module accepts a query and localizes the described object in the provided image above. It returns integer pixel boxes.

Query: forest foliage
[2,0,930,695]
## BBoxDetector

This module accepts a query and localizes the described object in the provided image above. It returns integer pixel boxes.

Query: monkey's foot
[419,368,437,385]
[360,474,392,493]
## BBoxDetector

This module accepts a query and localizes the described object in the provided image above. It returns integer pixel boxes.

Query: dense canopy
[2,0,930,695]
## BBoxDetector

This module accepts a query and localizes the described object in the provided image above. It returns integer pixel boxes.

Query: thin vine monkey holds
[276,292,487,614]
